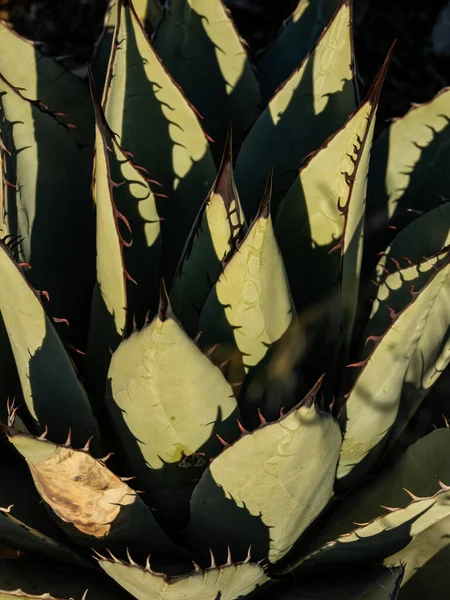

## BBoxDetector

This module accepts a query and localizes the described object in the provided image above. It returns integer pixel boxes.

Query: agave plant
[0,0,449,598]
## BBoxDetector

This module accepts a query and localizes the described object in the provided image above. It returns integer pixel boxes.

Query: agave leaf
[365,87,450,262]
[198,175,295,399]
[0,315,21,424]
[86,83,127,396]
[0,22,93,152]
[0,72,95,345]
[105,285,240,529]
[93,0,163,96]
[367,251,447,343]
[0,507,89,569]
[362,251,450,451]
[170,129,246,336]
[0,556,129,600]
[275,52,389,384]
[133,0,164,31]
[307,428,450,561]
[266,566,403,599]
[235,0,356,219]
[185,379,342,564]
[86,73,161,396]
[0,132,8,236]
[104,0,216,279]
[296,481,450,573]
[92,1,118,95]
[154,0,261,159]
[338,251,450,487]
[0,437,90,568]
[0,594,70,600]
[257,0,341,102]
[386,516,450,599]
[99,555,269,600]
[1,426,175,555]
[0,242,100,450]
[373,202,450,286]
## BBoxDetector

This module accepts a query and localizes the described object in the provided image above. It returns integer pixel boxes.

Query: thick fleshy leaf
[0,437,89,568]
[154,0,261,159]
[86,87,127,396]
[296,481,450,573]
[93,0,164,96]
[235,0,356,219]
[365,87,450,261]
[105,287,240,528]
[386,517,450,599]
[373,202,450,285]
[303,428,450,562]
[275,53,389,382]
[266,566,403,599]
[133,0,164,31]
[198,176,295,397]
[0,507,88,569]
[0,593,71,600]
[0,22,93,151]
[0,242,100,450]
[0,72,95,345]
[0,557,128,600]
[99,554,269,600]
[2,426,175,555]
[185,380,342,564]
[104,0,216,278]
[170,130,246,336]
[257,0,341,102]
[338,252,450,487]
[0,134,8,236]
[86,74,161,396]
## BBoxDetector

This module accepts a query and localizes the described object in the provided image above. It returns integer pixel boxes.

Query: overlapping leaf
[99,555,269,600]
[154,0,261,158]
[185,380,342,564]
[338,251,450,487]
[365,87,450,259]
[0,72,95,343]
[198,175,295,397]
[275,51,389,383]
[170,130,246,336]
[2,426,176,555]
[105,287,240,528]
[0,242,100,450]
[257,0,341,102]
[235,0,356,218]
[86,73,161,396]
[104,0,216,278]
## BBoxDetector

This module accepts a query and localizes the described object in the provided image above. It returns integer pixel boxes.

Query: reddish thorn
[236,419,247,433]
[402,256,414,266]
[365,334,383,346]
[347,359,368,368]
[390,257,402,270]
[53,317,70,326]
[205,343,219,358]
[216,434,229,447]
[220,358,231,370]
[257,409,266,425]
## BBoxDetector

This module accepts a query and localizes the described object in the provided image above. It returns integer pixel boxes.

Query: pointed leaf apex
[257,169,274,220]
[212,123,236,207]
[158,279,173,321]
[367,40,396,105]
[300,374,325,409]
